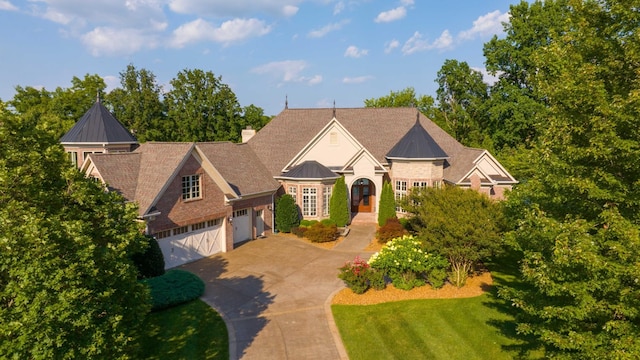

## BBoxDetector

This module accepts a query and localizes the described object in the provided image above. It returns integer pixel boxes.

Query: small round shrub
[368,269,386,291]
[305,222,338,243]
[427,268,447,289]
[376,217,408,244]
[132,235,165,279]
[142,269,205,311]
[338,256,371,294]
[300,219,318,227]
[291,226,307,238]
[320,218,337,227]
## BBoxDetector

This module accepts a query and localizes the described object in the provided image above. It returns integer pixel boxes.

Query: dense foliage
[403,186,503,288]
[0,112,150,359]
[376,217,407,244]
[131,235,166,279]
[142,270,205,311]
[499,1,640,357]
[275,194,299,233]
[329,176,350,227]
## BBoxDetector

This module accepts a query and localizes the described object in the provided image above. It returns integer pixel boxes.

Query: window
[68,151,78,166]
[413,181,428,188]
[302,187,317,216]
[323,186,332,216]
[182,175,201,200]
[207,218,221,227]
[288,186,297,200]
[155,230,171,239]
[172,226,188,236]
[395,180,407,213]
[233,209,248,217]
[83,151,100,160]
[433,180,442,189]
[192,222,206,231]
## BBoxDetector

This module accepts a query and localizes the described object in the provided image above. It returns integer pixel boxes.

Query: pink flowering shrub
[338,256,373,294]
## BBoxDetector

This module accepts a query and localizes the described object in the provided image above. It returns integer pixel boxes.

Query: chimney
[242,126,256,143]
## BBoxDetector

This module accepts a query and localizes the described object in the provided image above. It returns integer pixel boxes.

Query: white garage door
[233,208,252,243]
[158,220,224,269]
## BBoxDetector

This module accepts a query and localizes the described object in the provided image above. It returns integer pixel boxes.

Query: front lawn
[138,299,228,359]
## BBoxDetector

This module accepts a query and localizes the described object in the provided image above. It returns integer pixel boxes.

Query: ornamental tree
[0,111,150,359]
[275,194,299,233]
[403,185,503,287]
[377,181,396,227]
[329,176,350,227]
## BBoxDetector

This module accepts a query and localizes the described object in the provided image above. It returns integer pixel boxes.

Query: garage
[232,208,252,243]
[158,219,225,269]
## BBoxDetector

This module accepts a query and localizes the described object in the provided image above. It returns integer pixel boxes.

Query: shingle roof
[197,142,281,196]
[247,107,469,182]
[88,152,141,199]
[60,100,137,144]
[278,160,340,180]
[386,119,448,159]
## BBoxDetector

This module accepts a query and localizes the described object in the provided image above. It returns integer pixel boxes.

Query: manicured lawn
[332,256,545,359]
[138,299,229,359]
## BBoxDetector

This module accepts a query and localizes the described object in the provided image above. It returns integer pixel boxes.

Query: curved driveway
[180,224,376,360]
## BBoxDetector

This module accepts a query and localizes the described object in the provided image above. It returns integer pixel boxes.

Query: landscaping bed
[332,271,492,305]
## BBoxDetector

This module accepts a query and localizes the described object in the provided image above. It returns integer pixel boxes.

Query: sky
[0,0,516,116]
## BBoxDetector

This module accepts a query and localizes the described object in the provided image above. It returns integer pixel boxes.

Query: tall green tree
[275,194,299,233]
[435,59,488,147]
[502,1,640,357]
[364,87,436,119]
[0,111,150,358]
[377,181,396,227]
[330,177,350,227]
[403,186,503,288]
[107,64,166,142]
[164,69,243,142]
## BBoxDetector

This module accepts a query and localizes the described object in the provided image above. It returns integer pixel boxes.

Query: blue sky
[0,0,515,116]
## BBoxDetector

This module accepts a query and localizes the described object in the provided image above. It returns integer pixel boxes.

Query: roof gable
[60,100,137,144]
[453,150,518,185]
[386,118,448,160]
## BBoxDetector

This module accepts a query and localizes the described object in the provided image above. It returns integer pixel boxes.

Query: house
[246,107,516,221]
[61,101,516,268]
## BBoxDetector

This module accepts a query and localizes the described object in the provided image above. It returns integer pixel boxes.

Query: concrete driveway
[180,224,376,360]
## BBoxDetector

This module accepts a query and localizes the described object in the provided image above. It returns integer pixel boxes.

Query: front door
[351,179,374,213]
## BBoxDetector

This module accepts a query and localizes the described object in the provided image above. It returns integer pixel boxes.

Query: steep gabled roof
[85,152,141,199]
[386,118,448,160]
[60,100,137,144]
[196,142,281,196]
[277,160,340,180]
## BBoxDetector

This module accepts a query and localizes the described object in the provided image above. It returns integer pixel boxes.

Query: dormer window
[182,174,201,200]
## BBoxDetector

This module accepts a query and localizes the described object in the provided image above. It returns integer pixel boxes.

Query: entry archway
[350,178,375,213]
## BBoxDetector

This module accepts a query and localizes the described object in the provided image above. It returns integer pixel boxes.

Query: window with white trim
[302,187,317,216]
[433,180,442,189]
[207,218,221,227]
[413,181,428,188]
[395,180,407,213]
[192,222,206,231]
[172,226,188,236]
[323,186,332,216]
[288,186,297,200]
[155,229,171,239]
[182,174,201,200]
[68,151,78,166]
[233,209,248,217]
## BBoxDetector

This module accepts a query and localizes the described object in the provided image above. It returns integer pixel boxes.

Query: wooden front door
[351,179,374,213]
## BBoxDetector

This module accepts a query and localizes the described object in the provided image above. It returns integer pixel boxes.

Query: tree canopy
[0,111,150,358]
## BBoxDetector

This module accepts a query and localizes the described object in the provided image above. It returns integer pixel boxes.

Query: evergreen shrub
[142,269,205,311]
[275,194,299,233]
[132,235,166,279]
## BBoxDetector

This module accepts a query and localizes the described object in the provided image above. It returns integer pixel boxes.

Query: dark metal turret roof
[60,100,137,144]
[278,160,340,180]
[386,117,448,160]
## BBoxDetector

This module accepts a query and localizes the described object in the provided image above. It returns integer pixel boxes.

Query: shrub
[338,256,371,294]
[142,269,205,311]
[275,194,299,233]
[368,269,387,291]
[299,219,318,227]
[376,217,407,244]
[305,222,338,243]
[291,226,307,238]
[378,181,396,226]
[132,235,166,279]
[330,176,350,227]
[320,218,337,227]
[427,268,447,289]
[368,235,448,290]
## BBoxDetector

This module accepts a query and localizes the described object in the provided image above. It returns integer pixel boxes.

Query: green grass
[138,299,229,359]
[332,253,545,360]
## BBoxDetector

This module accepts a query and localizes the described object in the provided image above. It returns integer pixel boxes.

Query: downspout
[272,191,277,234]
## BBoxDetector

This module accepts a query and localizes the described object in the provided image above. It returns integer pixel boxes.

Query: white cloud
[459,10,510,40]
[400,0,414,5]
[251,60,322,85]
[82,27,158,56]
[333,1,344,15]
[344,45,368,58]
[471,67,502,86]
[374,6,406,23]
[342,75,373,84]
[170,18,271,47]
[402,30,452,55]
[384,39,399,54]
[0,1,18,11]
[103,75,119,92]
[168,0,301,18]
[308,19,349,38]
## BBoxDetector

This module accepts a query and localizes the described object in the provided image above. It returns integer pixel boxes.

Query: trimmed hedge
[276,194,299,233]
[305,222,338,243]
[376,217,408,244]
[142,270,205,311]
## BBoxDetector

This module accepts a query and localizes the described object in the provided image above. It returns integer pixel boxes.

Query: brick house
[62,101,516,268]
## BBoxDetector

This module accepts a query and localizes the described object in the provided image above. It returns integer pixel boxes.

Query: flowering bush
[338,256,372,294]
[368,235,448,290]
